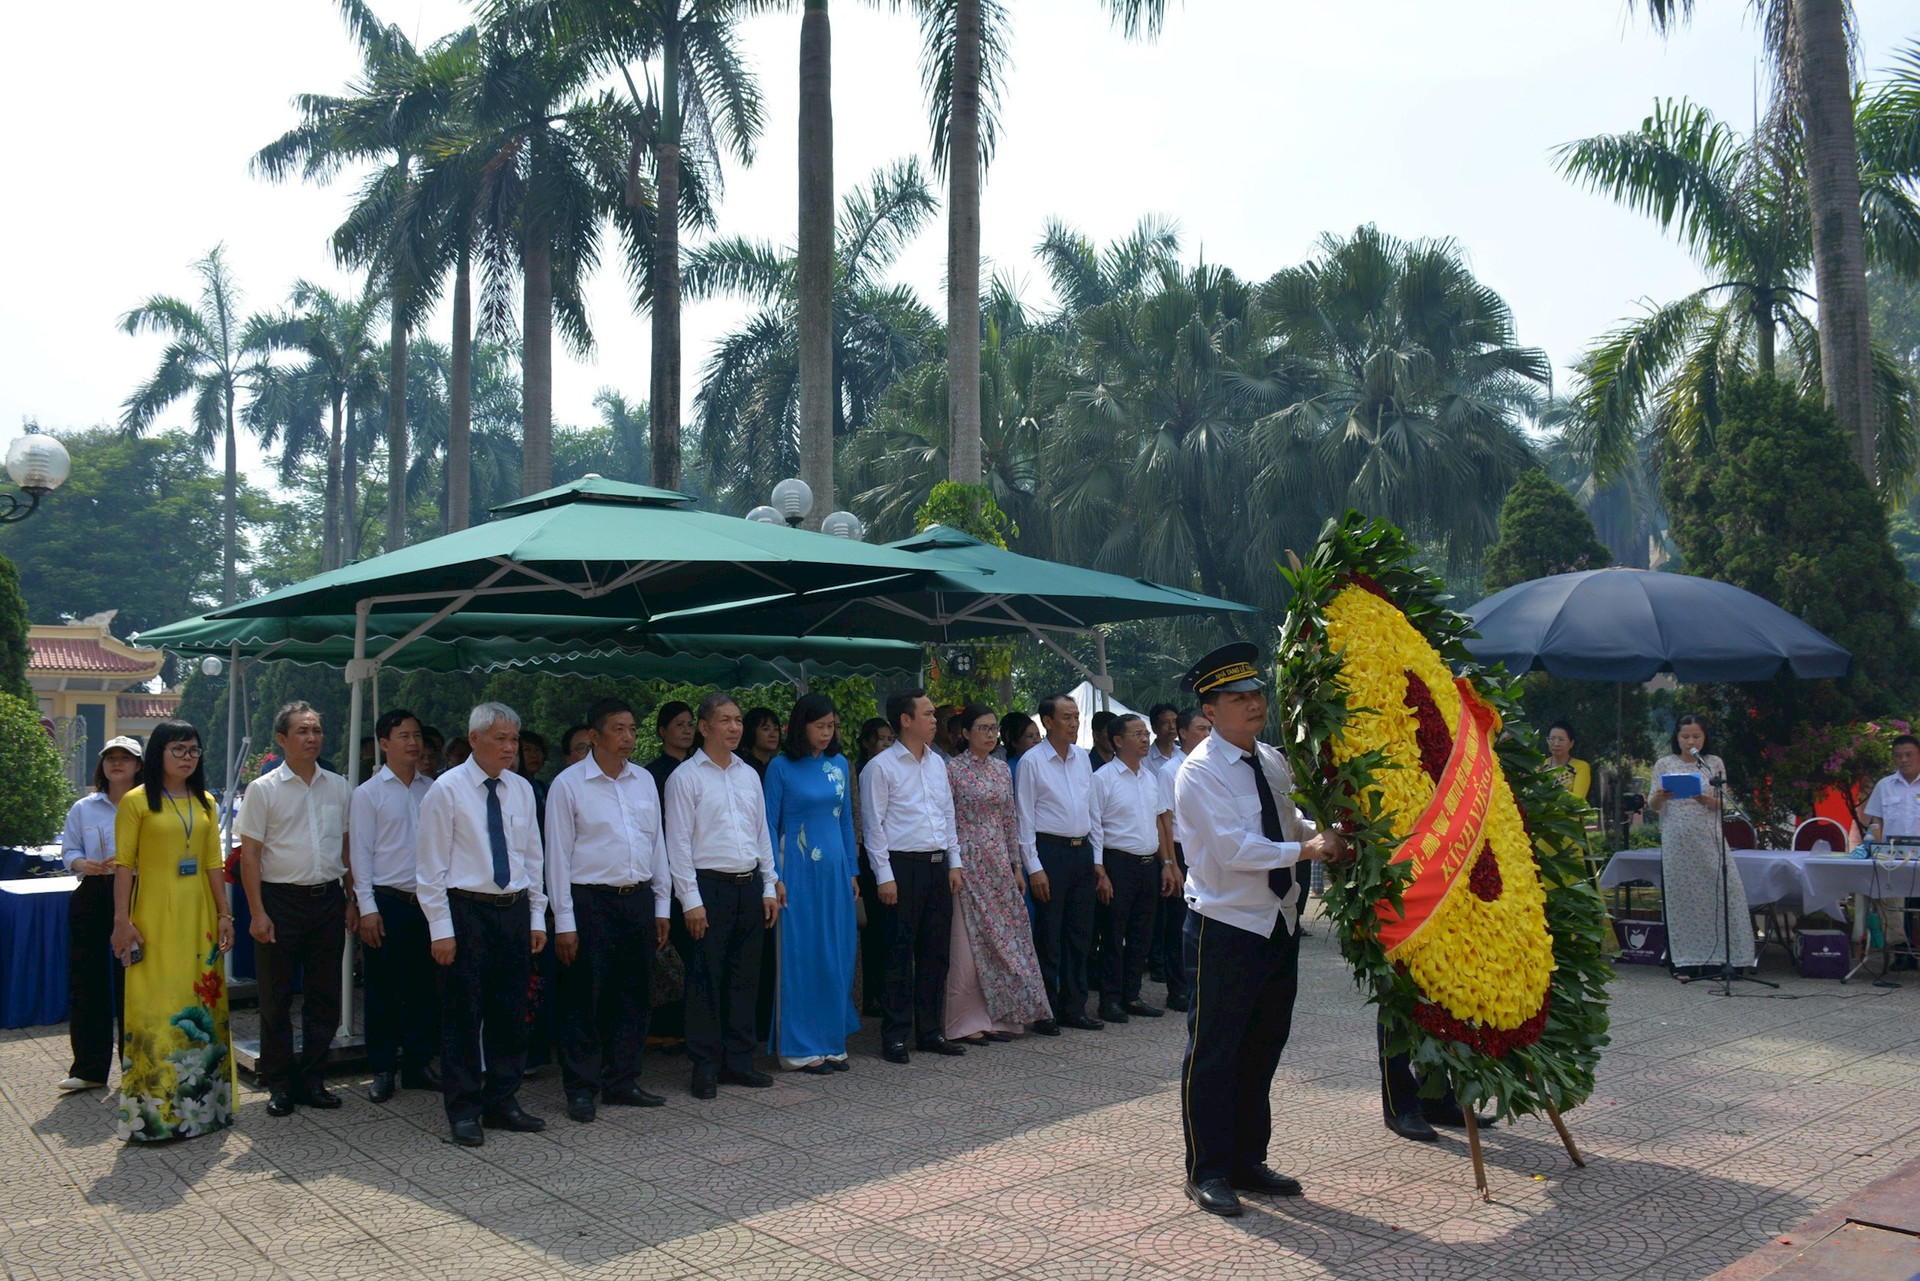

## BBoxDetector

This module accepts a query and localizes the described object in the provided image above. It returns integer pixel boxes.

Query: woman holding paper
[1649,714,1754,975]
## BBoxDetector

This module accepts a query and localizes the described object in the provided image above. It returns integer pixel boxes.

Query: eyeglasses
[166,745,203,759]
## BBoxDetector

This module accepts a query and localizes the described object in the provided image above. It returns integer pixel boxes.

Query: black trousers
[878,854,952,1046]
[1378,1015,1456,1119]
[680,872,766,1076]
[255,880,346,1095]
[559,883,656,1097]
[362,888,440,1076]
[66,875,122,1082]
[1101,853,1161,1003]
[440,892,532,1123]
[1180,910,1300,1183]
[1151,845,1191,1001]
[856,849,887,1013]
[1032,838,1096,1021]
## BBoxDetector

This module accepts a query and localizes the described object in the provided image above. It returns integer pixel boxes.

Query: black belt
[373,885,417,901]
[577,881,652,896]
[694,869,759,884]
[1037,833,1089,848]
[265,880,341,896]
[449,887,526,907]
[889,849,947,863]
[1106,850,1161,864]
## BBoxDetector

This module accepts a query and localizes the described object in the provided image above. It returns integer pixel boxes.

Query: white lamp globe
[746,505,782,525]
[200,656,225,678]
[770,477,814,525]
[821,510,865,541]
[6,434,71,495]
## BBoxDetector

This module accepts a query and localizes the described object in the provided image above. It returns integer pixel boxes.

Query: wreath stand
[1459,1074,1587,1202]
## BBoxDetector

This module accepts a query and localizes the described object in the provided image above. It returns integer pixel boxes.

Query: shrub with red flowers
[1764,719,1913,831]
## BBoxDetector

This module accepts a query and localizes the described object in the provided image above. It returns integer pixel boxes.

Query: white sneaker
[56,1077,104,1091]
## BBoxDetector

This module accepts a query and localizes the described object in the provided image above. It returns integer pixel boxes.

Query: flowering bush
[1764,719,1913,830]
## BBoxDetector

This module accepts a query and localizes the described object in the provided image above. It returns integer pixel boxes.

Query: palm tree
[1253,226,1548,576]
[796,0,834,525]
[686,158,940,511]
[901,0,1170,488]
[1635,0,1877,483]
[118,245,266,606]
[1032,214,1181,327]
[1555,97,1920,492]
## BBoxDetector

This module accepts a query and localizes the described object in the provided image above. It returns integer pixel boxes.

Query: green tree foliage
[1483,470,1613,593]
[0,693,70,847]
[1661,373,1920,818]
[0,428,246,636]
[0,558,30,700]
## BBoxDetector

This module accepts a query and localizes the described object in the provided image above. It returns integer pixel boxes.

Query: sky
[5,1,1920,505]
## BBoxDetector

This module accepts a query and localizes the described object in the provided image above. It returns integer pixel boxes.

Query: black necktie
[483,777,511,889]
[1244,753,1292,900]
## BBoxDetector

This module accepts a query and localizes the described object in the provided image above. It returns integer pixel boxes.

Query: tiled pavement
[4,915,1918,1281]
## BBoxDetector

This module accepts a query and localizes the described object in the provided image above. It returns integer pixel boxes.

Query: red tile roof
[117,696,180,719]
[29,637,157,674]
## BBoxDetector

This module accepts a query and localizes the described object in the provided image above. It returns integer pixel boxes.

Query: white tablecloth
[1600,848,1920,921]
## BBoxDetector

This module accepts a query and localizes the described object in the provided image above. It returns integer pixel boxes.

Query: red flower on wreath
[1402,671,1452,781]
[1411,993,1550,1058]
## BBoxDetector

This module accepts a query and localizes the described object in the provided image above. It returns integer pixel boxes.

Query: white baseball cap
[99,736,144,759]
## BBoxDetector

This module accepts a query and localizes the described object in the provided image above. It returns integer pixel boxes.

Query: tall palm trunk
[343,404,361,561]
[523,229,554,495]
[448,242,473,531]
[222,389,238,605]
[1794,0,1876,483]
[651,29,684,493]
[323,393,345,571]
[796,0,834,527]
[387,293,409,550]
[1757,306,1776,374]
[946,0,983,486]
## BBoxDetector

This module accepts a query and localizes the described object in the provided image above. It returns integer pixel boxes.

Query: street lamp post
[747,478,866,541]
[1,434,71,523]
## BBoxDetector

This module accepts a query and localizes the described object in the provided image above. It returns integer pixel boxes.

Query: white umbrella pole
[340,604,371,1049]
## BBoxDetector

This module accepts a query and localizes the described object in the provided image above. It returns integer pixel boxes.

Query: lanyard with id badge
[171,795,200,878]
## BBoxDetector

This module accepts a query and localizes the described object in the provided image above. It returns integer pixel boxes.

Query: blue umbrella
[1465,568,1851,683]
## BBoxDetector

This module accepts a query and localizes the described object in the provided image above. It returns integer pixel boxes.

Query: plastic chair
[1791,817,1849,854]
[1721,817,1758,850]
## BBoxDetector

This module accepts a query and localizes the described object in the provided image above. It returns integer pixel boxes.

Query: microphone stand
[1684,773,1777,995]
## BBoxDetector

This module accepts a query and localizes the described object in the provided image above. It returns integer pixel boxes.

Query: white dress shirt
[1090,758,1171,860]
[1174,730,1313,937]
[59,792,118,872]
[664,750,777,910]
[1146,741,1180,775]
[348,764,434,915]
[1013,740,1094,874]
[546,754,672,931]
[858,741,962,885]
[1865,770,1920,839]
[235,762,353,885]
[414,757,548,943]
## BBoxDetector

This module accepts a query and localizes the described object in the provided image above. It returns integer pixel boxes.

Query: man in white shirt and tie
[665,692,781,1099]
[1173,644,1343,1218]
[1091,713,1181,1025]
[547,698,673,1122]
[1863,732,1920,968]
[236,700,355,1117]
[350,708,439,1104]
[860,688,966,1063]
[416,702,550,1146]
[1015,693,1103,1033]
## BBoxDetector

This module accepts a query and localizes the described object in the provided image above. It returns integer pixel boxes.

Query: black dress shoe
[567,1094,597,1123]
[602,1086,667,1108]
[367,1071,397,1104]
[980,1031,1012,1043]
[1059,1014,1106,1031]
[482,1101,547,1132]
[1184,1178,1243,1217]
[265,1092,296,1118]
[719,1068,774,1088]
[1421,1102,1495,1129]
[881,1043,911,1064]
[1164,994,1191,1012]
[1229,1164,1303,1196]
[1386,1109,1439,1142]
[449,1118,484,1147]
[799,1062,837,1075]
[1098,1002,1131,1024]
[402,1065,442,1092]
[1029,1019,1061,1037]
[300,1085,343,1110]
[827,1058,851,1072]
[1123,1000,1164,1018]
[691,1074,718,1100]
[915,1037,966,1056]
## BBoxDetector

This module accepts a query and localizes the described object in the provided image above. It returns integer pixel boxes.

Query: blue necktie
[484,777,511,890]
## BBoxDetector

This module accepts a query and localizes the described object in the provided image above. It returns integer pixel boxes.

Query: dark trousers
[255,880,346,1095]
[1181,910,1300,1183]
[362,888,439,1076]
[1101,853,1161,1003]
[66,875,122,1082]
[680,872,765,1076]
[1378,1016,1456,1119]
[856,850,887,1013]
[440,892,532,1123]
[1032,838,1096,1021]
[559,884,656,1097]
[878,854,952,1046]
[1151,845,1191,1000]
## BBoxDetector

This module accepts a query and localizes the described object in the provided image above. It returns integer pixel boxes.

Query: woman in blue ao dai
[763,695,862,1072]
